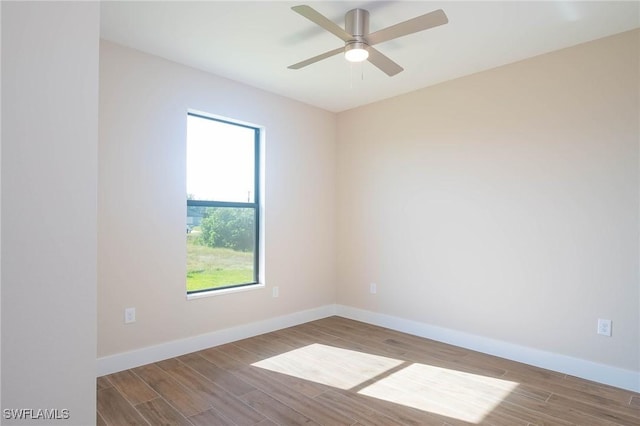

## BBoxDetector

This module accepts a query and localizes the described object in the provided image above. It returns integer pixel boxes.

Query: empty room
[1,1,639,425]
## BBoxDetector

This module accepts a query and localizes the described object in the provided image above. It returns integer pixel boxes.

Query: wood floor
[97,316,640,425]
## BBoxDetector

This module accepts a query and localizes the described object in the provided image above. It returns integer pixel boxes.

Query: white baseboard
[96,304,337,376]
[335,305,640,393]
[97,303,639,393]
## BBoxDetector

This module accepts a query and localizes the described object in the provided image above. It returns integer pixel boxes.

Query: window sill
[186,283,265,300]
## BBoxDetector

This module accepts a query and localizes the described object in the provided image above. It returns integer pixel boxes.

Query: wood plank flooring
[97,316,640,425]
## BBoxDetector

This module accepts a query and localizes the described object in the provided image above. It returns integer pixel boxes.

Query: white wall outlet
[124,307,136,324]
[370,282,377,294]
[597,318,612,336]
[272,286,279,298]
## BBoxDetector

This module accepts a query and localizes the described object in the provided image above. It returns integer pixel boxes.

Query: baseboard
[335,305,640,393]
[97,303,639,392]
[96,304,337,376]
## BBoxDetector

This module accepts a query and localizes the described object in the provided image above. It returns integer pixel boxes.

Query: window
[186,112,260,294]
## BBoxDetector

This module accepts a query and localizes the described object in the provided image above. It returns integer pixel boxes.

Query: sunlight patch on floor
[252,343,519,424]
[251,343,404,389]
[358,362,519,423]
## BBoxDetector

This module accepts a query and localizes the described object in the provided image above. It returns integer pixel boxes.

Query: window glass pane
[187,115,255,203]
[187,206,256,292]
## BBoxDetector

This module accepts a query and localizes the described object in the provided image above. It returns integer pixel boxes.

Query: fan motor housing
[345,8,369,38]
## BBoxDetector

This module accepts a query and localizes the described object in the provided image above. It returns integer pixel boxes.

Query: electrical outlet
[370,283,377,294]
[272,286,279,298]
[597,318,612,336]
[124,307,136,324]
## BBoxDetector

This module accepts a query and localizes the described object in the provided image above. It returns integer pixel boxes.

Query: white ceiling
[100,1,640,112]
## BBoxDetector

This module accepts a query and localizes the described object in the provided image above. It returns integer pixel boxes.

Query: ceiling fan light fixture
[344,41,369,62]
[288,5,448,76]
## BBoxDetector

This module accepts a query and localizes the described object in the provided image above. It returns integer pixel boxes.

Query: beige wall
[98,41,336,357]
[100,29,638,379]
[336,30,639,371]
[2,2,99,424]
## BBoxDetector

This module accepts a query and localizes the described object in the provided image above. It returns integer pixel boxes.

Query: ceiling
[100,1,640,113]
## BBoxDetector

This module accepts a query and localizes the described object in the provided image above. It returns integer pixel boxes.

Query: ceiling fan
[288,5,448,77]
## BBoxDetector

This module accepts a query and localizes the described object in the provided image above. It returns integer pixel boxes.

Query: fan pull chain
[349,62,365,89]
[350,62,353,89]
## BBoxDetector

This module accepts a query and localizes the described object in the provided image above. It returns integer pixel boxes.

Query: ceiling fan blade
[288,47,344,70]
[292,5,352,42]
[366,9,448,45]
[367,46,403,77]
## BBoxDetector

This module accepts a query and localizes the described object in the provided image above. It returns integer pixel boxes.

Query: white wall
[337,30,639,372]
[98,42,336,358]
[1,2,99,425]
